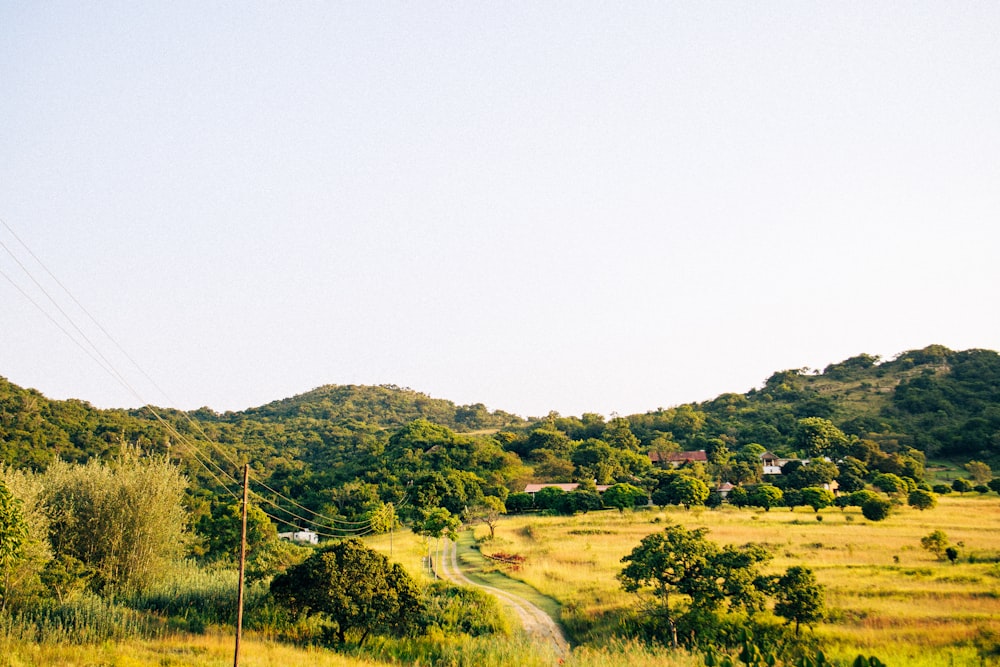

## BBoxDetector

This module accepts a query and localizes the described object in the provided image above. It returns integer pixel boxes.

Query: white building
[277,529,319,545]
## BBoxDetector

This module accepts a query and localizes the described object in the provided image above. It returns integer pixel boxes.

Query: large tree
[271,538,423,645]
[618,524,771,646]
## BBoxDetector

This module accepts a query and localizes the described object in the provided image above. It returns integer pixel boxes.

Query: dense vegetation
[2,345,998,524]
[1,345,999,663]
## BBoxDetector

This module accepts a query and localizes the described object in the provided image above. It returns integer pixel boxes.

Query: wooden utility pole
[234,463,249,667]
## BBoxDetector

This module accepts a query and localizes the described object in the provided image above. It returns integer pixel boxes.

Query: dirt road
[435,539,570,659]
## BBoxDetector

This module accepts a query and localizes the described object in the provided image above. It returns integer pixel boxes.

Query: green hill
[2,344,998,522]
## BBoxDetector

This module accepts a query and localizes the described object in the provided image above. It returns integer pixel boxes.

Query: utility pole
[234,463,249,667]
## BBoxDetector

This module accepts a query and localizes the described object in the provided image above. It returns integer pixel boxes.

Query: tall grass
[452,496,1000,663]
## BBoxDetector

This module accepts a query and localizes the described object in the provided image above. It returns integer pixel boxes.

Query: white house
[278,529,319,545]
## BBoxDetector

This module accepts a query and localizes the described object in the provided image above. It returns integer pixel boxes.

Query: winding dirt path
[434,538,569,659]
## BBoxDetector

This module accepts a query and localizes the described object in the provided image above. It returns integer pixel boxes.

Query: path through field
[434,538,570,659]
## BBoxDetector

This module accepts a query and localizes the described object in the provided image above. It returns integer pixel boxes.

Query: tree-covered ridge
[230,383,524,431]
[2,345,999,516]
[624,345,1000,461]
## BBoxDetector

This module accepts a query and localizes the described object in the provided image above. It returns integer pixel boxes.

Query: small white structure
[278,529,319,545]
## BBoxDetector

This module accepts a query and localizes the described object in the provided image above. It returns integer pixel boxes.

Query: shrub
[908,489,937,511]
[861,498,891,521]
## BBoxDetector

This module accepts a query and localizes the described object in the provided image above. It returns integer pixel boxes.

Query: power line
[2,218,400,540]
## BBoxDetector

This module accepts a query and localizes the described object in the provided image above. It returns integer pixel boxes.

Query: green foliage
[0,480,29,610]
[952,478,973,494]
[652,474,710,510]
[619,524,772,645]
[748,485,783,512]
[504,492,534,513]
[603,483,647,511]
[795,418,849,459]
[41,452,189,594]
[798,488,834,513]
[872,473,906,495]
[861,497,891,522]
[421,581,512,636]
[39,554,91,603]
[413,507,461,541]
[195,500,277,563]
[773,566,824,636]
[271,538,423,645]
[463,497,506,539]
[907,489,936,511]
[921,530,950,561]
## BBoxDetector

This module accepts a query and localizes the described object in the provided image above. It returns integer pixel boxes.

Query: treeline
[1,346,999,529]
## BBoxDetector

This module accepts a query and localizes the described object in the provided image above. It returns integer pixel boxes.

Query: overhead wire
[1,218,401,539]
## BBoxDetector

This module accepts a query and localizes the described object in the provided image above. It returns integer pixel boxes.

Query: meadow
[4,495,1000,666]
[445,494,1000,665]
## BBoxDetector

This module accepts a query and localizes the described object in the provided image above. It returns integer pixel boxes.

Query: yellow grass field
[447,495,1000,665]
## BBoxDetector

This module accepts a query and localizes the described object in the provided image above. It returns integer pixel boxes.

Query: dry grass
[0,631,382,667]
[461,495,1000,662]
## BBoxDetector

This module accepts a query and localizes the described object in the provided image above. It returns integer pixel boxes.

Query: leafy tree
[603,483,647,512]
[728,486,749,508]
[196,501,277,562]
[271,539,423,644]
[796,418,849,459]
[848,490,881,507]
[0,467,50,610]
[988,479,1000,495]
[618,524,771,646]
[413,507,460,542]
[557,490,603,515]
[604,417,642,451]
[532,486,566,512]
[0,480,28,611]
[951,478,973,495]
[748,484,783,512]
[861,497,891,522]
[907,489,936,511]
[872,473,907,495]
[800,487,835,513]
[920,530,950,561]
[39,554,91,603]
[773,566,824,635]
[965,460,994,484]
[505,492,534,514]
[652,475,709,510]
[786,460,839,490]
[463,496,505,540]
[783,488,803,511]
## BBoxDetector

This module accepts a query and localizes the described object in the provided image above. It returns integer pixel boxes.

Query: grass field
[443,494,1000,665]
[4,496,999,665]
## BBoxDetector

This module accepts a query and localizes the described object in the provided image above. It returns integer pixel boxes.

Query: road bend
[433,538,570,660]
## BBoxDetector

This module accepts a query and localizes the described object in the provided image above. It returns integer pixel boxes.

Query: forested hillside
[2,345,999,528]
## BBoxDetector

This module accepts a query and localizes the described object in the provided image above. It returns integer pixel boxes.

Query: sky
[2,2,999,420]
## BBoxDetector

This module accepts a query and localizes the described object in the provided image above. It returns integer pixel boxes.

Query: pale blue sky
[2,2,999,418]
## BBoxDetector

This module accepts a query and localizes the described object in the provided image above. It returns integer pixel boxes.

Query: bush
[505,493,534,514]
[862,498,891,521]
[933,484,952,495]
[908,489,937,511]
[421,582,511,637]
